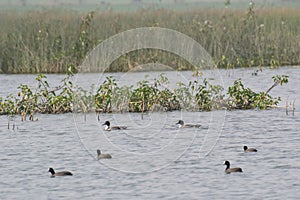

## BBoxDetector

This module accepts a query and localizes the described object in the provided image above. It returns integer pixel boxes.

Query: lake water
[0,67,299,199]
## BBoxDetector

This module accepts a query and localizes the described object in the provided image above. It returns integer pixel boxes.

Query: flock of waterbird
[48,120,257,177]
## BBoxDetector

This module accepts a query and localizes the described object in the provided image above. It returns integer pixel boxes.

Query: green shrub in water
[0,72,289,118]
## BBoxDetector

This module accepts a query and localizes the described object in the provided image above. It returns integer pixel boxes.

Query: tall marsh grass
[0,5,300,73]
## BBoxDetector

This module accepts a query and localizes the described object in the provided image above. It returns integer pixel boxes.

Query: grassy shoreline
[1,4,300,74]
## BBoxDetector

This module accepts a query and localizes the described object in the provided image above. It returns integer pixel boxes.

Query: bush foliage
[0,71,288,118]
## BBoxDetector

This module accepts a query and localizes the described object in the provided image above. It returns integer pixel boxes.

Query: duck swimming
[244,145,258,152]
[97,149,112,159]
[176,120,201,128]
[223,161,243,174]
[48,168,73,177]
[102,121,127,131]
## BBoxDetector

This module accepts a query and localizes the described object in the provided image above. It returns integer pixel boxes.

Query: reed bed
[0,5,300,73]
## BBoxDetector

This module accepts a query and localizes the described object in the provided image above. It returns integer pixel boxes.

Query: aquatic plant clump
[0,72,288,118]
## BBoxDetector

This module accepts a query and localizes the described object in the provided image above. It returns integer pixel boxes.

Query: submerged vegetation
[0,2,300,73]
[0,69,289,118]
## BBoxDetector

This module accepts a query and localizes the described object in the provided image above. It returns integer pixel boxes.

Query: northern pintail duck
[176,120,201,128]
[97,149,112,159]
[102,121,127,131]
[223,161,243,174]
[244,146,257,152]
[48,168,73,177]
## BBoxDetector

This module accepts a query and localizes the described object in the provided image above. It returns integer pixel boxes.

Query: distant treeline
[0,4,300,73]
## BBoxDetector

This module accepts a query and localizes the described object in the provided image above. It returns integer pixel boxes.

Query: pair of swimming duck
[224,146,258,173]
[102,120,201,131]
[48,149,112,177]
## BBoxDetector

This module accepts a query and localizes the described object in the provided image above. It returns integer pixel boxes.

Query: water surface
[0,67,299,199]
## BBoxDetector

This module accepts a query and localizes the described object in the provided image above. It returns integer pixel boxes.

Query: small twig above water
[285,97,296,116]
